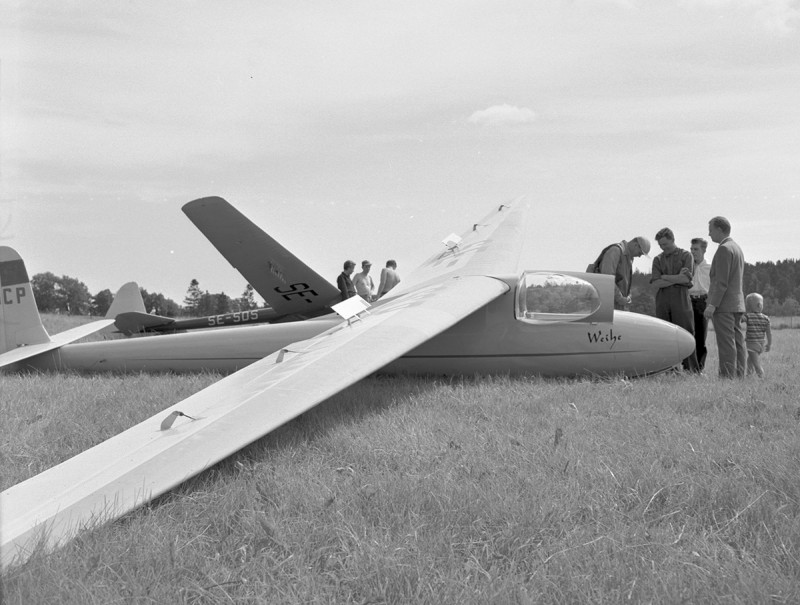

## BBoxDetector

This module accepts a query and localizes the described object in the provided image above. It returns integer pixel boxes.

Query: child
[743,293,772,378]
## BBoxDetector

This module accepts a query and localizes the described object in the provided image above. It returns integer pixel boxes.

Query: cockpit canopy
[516,271,612,323]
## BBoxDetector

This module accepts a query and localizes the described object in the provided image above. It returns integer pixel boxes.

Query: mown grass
[1,317,799,603]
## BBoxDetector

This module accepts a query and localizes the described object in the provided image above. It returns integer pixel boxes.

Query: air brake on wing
[159,411,197,431]
[275,345,309,363]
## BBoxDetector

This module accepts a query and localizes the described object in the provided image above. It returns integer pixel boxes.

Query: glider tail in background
[182,197,341,320]
[0,246,51,355]
[104,281,147,318]
[103,282,181,336]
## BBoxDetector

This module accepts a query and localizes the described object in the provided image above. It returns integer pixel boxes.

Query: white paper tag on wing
[442,233,461,250]
[331,296,371,321]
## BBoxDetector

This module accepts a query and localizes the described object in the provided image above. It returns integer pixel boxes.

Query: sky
[2,1,799,305]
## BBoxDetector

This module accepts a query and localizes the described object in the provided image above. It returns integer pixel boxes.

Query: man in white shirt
[352,260,375,302]
[687,237,711,370]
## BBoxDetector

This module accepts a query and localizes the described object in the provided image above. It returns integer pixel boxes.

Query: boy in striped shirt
[744,292,772,378]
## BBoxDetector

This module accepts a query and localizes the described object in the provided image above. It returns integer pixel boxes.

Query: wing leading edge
[1,275,509,569]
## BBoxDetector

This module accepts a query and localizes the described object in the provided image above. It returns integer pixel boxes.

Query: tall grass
[1,324,799,603]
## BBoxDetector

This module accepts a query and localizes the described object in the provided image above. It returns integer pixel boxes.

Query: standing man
[377,259,401,298]
[336,260,356,301]
[704,216,746,378]
[687,237,711,370]
[352,260,375,301]
[650,228,700,372]
[593,236,651,310]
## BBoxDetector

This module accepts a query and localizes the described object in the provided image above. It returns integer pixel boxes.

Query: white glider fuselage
[391,293,692,376]
[14,275,693,377]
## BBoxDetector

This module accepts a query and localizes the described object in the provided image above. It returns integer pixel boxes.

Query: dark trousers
[690,296,708,370]
[656,287,700,372]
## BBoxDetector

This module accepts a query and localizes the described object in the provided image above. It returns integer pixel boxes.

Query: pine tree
[238,284,257,311]
[183,279,202,316]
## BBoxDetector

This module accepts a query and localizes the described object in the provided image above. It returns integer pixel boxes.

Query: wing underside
[182,197,341,317]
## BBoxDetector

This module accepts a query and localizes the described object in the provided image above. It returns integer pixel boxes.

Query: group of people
[595,216,772,378]
[337,259,401,303]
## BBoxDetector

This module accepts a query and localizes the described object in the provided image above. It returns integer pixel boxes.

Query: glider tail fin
[105,282,147,319]
[0,246,50,355]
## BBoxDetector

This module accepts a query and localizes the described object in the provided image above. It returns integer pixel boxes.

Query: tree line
[628,258,800,317]
[29,258,799,319]
[30,273,263,317]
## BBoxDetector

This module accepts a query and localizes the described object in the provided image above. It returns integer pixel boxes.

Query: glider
[114,198,343,334]
[113,306,282,335]
[114,197,342,335]
[0,199,695,568]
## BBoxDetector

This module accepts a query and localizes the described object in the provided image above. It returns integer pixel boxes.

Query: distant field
[2,316,799,603]
[769,316,800,329]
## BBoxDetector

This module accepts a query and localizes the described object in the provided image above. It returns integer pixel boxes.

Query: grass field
[1,316,799,603]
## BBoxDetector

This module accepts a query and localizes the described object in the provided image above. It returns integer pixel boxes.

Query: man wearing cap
[651,227,700,372]
[352,260,376,302]
[594,236,651,310]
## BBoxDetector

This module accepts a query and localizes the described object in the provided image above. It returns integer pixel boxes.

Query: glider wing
[1,275,508,568]
[182,197,341,317]
[1,200,526,568]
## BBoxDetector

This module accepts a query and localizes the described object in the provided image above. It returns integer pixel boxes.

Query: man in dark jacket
[594,236,651,310]
[336,260,356,301]
[651,227,699,372]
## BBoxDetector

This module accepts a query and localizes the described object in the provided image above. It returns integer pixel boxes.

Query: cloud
[467,104,536,126]
[680,0,800,34]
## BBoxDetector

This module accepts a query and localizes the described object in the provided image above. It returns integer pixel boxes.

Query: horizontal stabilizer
[0,319,115,370]
[114,311,175,335]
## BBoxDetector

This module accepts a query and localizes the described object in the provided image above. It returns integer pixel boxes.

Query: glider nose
[675,325,695,361]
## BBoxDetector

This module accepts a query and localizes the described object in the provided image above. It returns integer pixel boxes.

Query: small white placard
[442,233,462,251]
[331,296,371,322]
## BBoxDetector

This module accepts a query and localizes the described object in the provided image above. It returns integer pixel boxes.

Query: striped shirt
[744,312,770,343]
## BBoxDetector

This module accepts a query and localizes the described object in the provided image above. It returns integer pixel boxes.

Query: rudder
[105,282,147,318]
[0,246,50,354]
